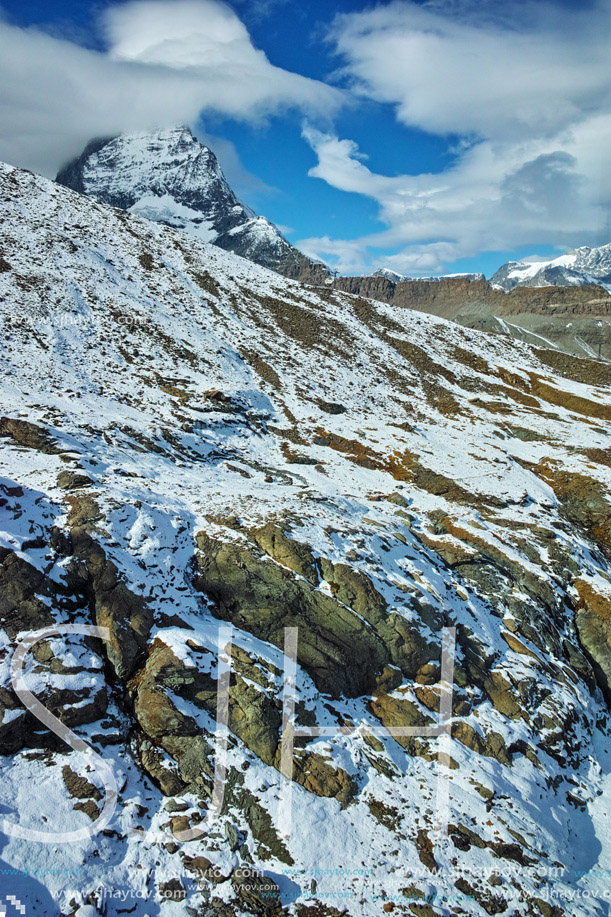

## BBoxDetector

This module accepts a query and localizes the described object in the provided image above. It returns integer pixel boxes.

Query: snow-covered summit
[56,127,328,281]
[373,268,485,284]
[491,243,611,291]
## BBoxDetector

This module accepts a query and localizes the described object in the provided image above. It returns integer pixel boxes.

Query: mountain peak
[56,128,328,282]
[491,242,611,292]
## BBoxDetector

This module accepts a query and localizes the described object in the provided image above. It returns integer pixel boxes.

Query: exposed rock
[415,828,437,872]
[573,578,611,703]
[129,640,201,741]
[250,523,319,583]
[57,470,93,491]
[534,461,611,560]
[230,867,282,915]
[454,877,507,915]
[290,749,356,806]
[0,416,63,454]
[62,765,102,801]
[67,530,153,680]
[131,639,355,806]
[317,401,347,415]
[159,878,186,901]
[452,721,511,765]
[369,692,433,753]
[228,786,294,865]
[483,670,522,719]
[137,734,187,796]
[0,550,54,640]
[319,558,387,625]
[194,532,390,697]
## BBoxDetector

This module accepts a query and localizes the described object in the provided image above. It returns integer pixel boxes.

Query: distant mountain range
[373,269,485,284]
[54,128,611,359]
[334,272,611,360]
[489,245,611,292]
[373,246,611,293]
[57,129,610,298]
[56,127,329,284]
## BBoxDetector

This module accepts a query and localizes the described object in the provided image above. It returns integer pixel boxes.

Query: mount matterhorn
[56,127,328,283]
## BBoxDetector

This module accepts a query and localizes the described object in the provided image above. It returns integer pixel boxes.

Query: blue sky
[0,0,609,276]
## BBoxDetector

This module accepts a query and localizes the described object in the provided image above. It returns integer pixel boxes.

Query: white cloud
[330,0,610,143]
[0,0,342,177]
[298,0,611,274]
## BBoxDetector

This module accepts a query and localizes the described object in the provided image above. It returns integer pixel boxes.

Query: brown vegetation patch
[247,291,353,358]
[575,579,611,623]
[138,252,154,271]
[584,447,611,468]
[528,373,611,421]
[313,428,391,473]
[240,348,281,390]
[190,269,220,298]
[534,346,611,387]
[446,344,492,376]
[422,379,463,417]
[532,460,611,558]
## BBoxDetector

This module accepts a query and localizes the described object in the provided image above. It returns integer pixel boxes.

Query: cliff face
[334,274,611,314]
[334,274,611,357]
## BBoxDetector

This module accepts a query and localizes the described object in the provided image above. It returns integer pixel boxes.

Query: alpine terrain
[1,159,611,917]
[490,245,611,292]
[335,273,611,360]
[56,128,329,284]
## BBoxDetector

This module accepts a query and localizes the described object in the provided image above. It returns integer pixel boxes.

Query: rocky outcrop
[573,578,611,704]
[0,549,55,640]
[194,532,390,697]
[250,523,319,583]
[65,529,153,681]
[194,530,440,699]
[0,548,109,754]
[129,638,356,804]
[231,867,282,915]
[0,416,64,454]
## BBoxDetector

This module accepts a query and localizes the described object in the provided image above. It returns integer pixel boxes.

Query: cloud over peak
[0,0,342,177]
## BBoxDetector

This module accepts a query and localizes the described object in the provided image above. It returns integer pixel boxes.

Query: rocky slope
[335,274,611,360]
[1,161,611,916]
[490,245,611,293]
[56,128,329,284]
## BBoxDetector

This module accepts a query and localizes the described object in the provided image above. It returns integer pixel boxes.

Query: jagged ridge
[56,127,329,284]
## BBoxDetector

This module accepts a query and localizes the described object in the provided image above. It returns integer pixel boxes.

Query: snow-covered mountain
[491,244,611,292]
[373,269,485,283]
[2,160,611,916]
[372,247,611,293]
[56,127,328,283]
